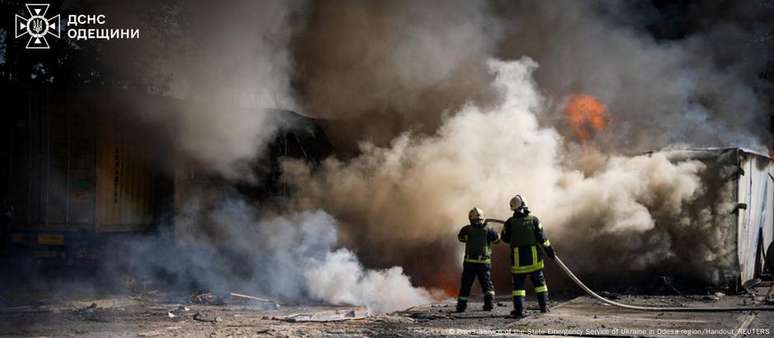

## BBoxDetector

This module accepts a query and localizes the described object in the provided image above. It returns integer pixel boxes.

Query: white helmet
[468,207,485,221]
[510,195,527,211]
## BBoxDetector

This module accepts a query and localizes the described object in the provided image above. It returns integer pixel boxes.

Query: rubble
[193,312,222,323]
[3,289,774,337]
[76,302,99,321]
[229,292,280,309]
[190,290,279,309]
[191,290,226,305]
[275,307,370,322]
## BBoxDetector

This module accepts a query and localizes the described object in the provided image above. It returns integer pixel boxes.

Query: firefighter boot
[455,299,467,313]
[537,292,550,313]
[510,296,525,318]
[483,294,494,311]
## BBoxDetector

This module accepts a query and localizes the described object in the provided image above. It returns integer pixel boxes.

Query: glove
[544,246,556,260]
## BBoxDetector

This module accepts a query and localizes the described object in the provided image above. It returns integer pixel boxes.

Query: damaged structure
[0,89,332,273]
[663,148,774,289]
[0,89,173,265]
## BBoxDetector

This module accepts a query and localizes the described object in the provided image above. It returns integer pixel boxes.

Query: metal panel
[3,90,160,235]
[95,111,155,232]
[67,104,97,226]
[665,148,773,287]
[4,91,97,231]
[736,153,774,284]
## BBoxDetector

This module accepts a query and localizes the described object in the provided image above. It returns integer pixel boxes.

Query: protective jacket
[458,222,500,264]
[456,221,499,312]
[501,212,553,274]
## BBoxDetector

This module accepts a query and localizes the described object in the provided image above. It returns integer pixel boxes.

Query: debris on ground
[176,305,190,313]
[229,292,280,309]
[190,290,279,309]
[191,290,225,305]
[701,291,726,302]
[77,302,98,320]
[766,286,774,304]
[3,286,774,337]
[193,312,222,323]
[167,305,190,318]
[275,307,370,322]
[78,302,98,313]
[403,310,452,321]
[743,278,762,291]
[598,291,620,300]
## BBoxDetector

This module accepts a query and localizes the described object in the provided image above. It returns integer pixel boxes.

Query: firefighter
[501,195,556,318]
[456,207,500,313]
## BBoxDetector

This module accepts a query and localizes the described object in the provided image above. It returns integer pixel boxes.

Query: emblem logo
[15,4,60,49]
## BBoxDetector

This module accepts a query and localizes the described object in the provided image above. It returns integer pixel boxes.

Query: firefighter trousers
[458,262,495,302]
[512,269,548,297]
[511,269,549,315]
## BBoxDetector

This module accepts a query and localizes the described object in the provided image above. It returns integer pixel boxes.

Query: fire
[431,275,459,298]
[565,94,608,141]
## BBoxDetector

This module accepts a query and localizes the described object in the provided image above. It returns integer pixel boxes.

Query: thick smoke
[305,250,434,313]
[291,1,772,152]
[117,0,305,180]
[494,1,772,152]
[283,58,736,287]
[127,191,432,313]
[166,0,302,180]
[105,0,435,312]
[278,1,771,290]
[93,0,771,302]
[292,0,500,148]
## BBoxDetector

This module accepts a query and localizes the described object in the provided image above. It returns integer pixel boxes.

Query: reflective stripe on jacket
[458,223,500,264]
[501,214,552,273]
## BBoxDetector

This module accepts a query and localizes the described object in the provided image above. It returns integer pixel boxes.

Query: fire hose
[486,219,774,312]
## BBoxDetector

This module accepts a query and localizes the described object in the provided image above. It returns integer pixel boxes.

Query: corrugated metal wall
[95,112,155,232]
[1,90,165,237]
[737,153,774,284]
[3,92,97,231]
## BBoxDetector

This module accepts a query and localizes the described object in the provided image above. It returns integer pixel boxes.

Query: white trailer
[663,148,773,289]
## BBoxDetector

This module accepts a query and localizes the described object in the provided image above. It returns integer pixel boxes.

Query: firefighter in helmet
[501,195,556,318]
[456,207,500,313]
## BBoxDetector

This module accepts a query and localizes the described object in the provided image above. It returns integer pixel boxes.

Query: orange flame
[431,275,458,298]
[565,94,608,141]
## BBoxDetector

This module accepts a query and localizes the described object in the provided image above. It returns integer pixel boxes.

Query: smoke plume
[494,0,772,152]
[121,191,432,313]
[283,58,740,287]
[101,0,436,312]
[81,0,772,303]
[110,0,305,181]
[278,1,771,290]
[292,0,500,148]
